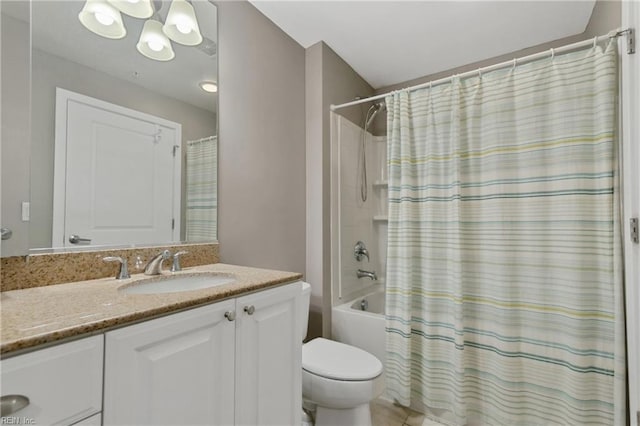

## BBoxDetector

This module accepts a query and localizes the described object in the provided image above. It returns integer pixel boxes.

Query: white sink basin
[120,274,236,295]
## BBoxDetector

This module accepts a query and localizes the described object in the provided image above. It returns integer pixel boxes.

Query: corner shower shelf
[373,180,388,188]
[373,215,388,223]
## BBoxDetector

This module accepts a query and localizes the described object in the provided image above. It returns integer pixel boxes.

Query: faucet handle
[354,241,370,262]
[171,251,188,272]
[103,256,130,280]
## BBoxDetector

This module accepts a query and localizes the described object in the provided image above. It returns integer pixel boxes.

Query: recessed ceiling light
[199,81,218,93]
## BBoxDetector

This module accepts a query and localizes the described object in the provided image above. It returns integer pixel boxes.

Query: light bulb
[147,38,164,52]
[176,20,192,34]
[137,18,174,61]
[95,11,114,26]
[79,0,126,39]
[162,0,202,46]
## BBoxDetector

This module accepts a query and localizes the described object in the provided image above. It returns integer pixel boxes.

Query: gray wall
[305,43,324,339]
[305,42,374,338]
[30,49,217,249]
[1,9,30,257]
[216,1,306,277]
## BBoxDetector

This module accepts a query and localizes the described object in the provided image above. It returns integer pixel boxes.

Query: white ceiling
[249,0,596,89]
[20,0,218,113]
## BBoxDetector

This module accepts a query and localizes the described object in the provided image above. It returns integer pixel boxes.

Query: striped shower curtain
[185,136,217,241]
[385,42,626,425]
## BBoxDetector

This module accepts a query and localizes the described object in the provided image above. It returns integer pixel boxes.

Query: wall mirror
[1,0,218,256]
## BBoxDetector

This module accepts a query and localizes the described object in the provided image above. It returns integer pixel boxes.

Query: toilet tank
[300,282,311,341]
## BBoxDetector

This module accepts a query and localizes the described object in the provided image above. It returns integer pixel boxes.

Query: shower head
[365,102,385,129]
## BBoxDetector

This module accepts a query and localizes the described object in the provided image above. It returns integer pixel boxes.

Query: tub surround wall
[0,243,219,292]
[334,115,386,305]
[372,135,388,284]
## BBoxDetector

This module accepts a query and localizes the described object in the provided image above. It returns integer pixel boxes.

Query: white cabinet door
[0,335,103,426]
[235,283,302,426]
[103,300,236,426]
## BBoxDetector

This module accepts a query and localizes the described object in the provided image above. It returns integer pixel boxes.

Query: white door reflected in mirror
[53,88,181,248]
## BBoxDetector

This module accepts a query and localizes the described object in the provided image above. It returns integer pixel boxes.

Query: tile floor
[370,398,445,426]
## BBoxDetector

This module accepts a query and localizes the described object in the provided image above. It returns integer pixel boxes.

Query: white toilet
[300,282,384,426]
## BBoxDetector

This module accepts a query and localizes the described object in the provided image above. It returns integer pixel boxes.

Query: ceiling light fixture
[199,81,217,93]
[163,0,203,46]
[78,0,126,39]
[79,0,206,62]
[136,19,175,61]
[108,0,153,19]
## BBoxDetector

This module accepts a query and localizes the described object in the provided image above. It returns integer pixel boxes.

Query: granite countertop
[0,263,302,356]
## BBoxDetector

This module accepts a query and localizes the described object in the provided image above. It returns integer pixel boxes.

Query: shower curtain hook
[593,36,598,48]
[512,58,517,70]
[550,48,555,59]
[478,67,482,79]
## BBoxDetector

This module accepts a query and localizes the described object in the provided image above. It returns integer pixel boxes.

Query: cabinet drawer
[1,335,103,425]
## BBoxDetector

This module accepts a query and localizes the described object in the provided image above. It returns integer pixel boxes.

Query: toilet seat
[302,338,383,381]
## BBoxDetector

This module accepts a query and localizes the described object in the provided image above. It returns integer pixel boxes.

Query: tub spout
[357,269,377,280]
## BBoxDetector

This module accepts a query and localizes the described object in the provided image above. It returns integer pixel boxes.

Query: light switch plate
[21,201,30,222]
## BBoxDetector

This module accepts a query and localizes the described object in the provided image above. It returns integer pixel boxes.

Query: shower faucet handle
[354,241,370,262]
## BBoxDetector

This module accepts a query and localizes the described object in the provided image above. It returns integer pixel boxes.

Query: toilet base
[315,402,372,426]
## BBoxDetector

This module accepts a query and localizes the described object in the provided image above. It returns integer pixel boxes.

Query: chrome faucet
[356,269,377,280]
[144,250,171,275]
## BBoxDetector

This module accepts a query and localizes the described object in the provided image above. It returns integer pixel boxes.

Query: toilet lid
[302,338,383,381]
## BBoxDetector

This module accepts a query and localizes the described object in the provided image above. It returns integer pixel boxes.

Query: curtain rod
[187,135,216,145]
[330,28,632,112]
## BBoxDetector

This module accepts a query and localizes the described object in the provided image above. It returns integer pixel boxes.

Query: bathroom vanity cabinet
[103,299,237,425]
[0,281,302,426]
[104,281,302,425]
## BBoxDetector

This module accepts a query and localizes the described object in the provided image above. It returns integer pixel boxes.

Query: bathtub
[331,288,386,370]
